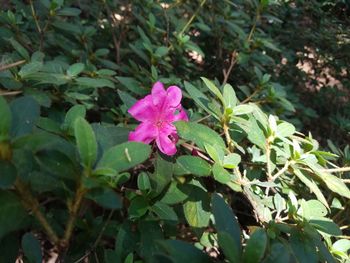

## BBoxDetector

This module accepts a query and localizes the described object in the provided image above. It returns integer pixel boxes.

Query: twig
[180,142,213,163]
[73,210,115,263]
[0,60,26,71]
[0,90,23,96]
[222,51,238,85]
[270,161,290,182]
[178,0,207,37]
[15,178,59,245]
[60,181,87,250]
[223,122,234,152]
[240,86,261,104]
[320,167,350,173]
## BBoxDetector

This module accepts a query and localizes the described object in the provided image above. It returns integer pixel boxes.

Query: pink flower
[128,81,188,156]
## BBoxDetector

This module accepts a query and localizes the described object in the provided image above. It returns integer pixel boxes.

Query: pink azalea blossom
[128,81,188,156]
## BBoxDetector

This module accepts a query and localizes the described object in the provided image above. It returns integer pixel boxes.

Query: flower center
[156,119,164,128]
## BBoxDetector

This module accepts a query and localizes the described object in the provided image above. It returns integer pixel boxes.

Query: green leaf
[0,161,16,189]
[223,153,241,169]
[74,117,98,169]
[8,38,29,60]
[87,188,122,209]
[333,239,350,253]
[277,122,295,138]
[137,172,151,191]
[201,77,225,106]
[92,124,129,152]
[67,63,85,77]
[128,196,149,219]
[0,97,11,141]
[243,228,267,263]
[22,233,42,263]
[176,156,211,177]
[139,220,164,260]
[160,182,189,205]
[233,104,255,115]
[184,81,221,120]
[175,121,225,150]
[218,231,241,263]
[300,199,327,220]
[157,240,212,263]
[116,77,147,95]
[10,96,40,138]
[262,242,290,263]
[223,84,238,110]
[18,61,43,78]
[76,77,115,88]
[155,46,169,57]
[152,202,178,221]
[309,218,342,236]
[290,228,318,263]
[183,185,211,228]
[293,169,329,209]
[212,193,241,257]
[97,142,151,173]
[62,105,86,134]
[0,191,28,240]
[212,163,231,184]
[247,117,266,150]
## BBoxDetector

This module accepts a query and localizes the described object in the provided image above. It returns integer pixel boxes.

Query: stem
[270,161,291,182]
[241,86,261,104]
[222,51,238,85]
[223,122,234,152]
[29,0,42,34]
[321,167,350,173]
[15,178,59,245]
[0,60,26,72]
[265,140,272,180]
[61,180,87,249]
[247,5,261,43]
[178,0,207,36]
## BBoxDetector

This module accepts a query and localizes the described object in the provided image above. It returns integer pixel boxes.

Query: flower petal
[156,133,177,156]
[128,121,157,144]
[173,106,189,122]
[156,123,177,155]
[128,95,156,122]
[165,85,182,108]
[151,81,166,106]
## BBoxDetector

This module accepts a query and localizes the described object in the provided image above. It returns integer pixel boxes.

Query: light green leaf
[67,63,85,77]
[175,121,225,150]
[201,77,225,106]
[152,202,178,221]
[223,84,238,109]
[184,81,221,120]
[223,153,241,169]
[233,104,255,116]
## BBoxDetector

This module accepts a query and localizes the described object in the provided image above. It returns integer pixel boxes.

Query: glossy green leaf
[10,96,40,138]
[152,202,178,221]
[212,193,241,256]
[74,117,97,169]
[67,63,85,77]
[22,233,42,263]
[175,121,225,150]
[98,142,151,173]
[243,228,268,263]
[176,156,211,177]
[223,84,238,109]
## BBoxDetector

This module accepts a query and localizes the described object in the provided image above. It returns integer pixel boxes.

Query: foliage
[0,0,349,262]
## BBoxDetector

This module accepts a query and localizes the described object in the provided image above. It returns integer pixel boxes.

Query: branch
[178,0,207,36]
[60,181,87,250]
[270,161,290,182]
[15,178,59,245]
[320,167,350,173]
[0,60,26,72]
[222,51,238,85]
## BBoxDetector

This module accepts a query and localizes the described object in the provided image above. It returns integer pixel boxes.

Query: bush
[0,0,349,262]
